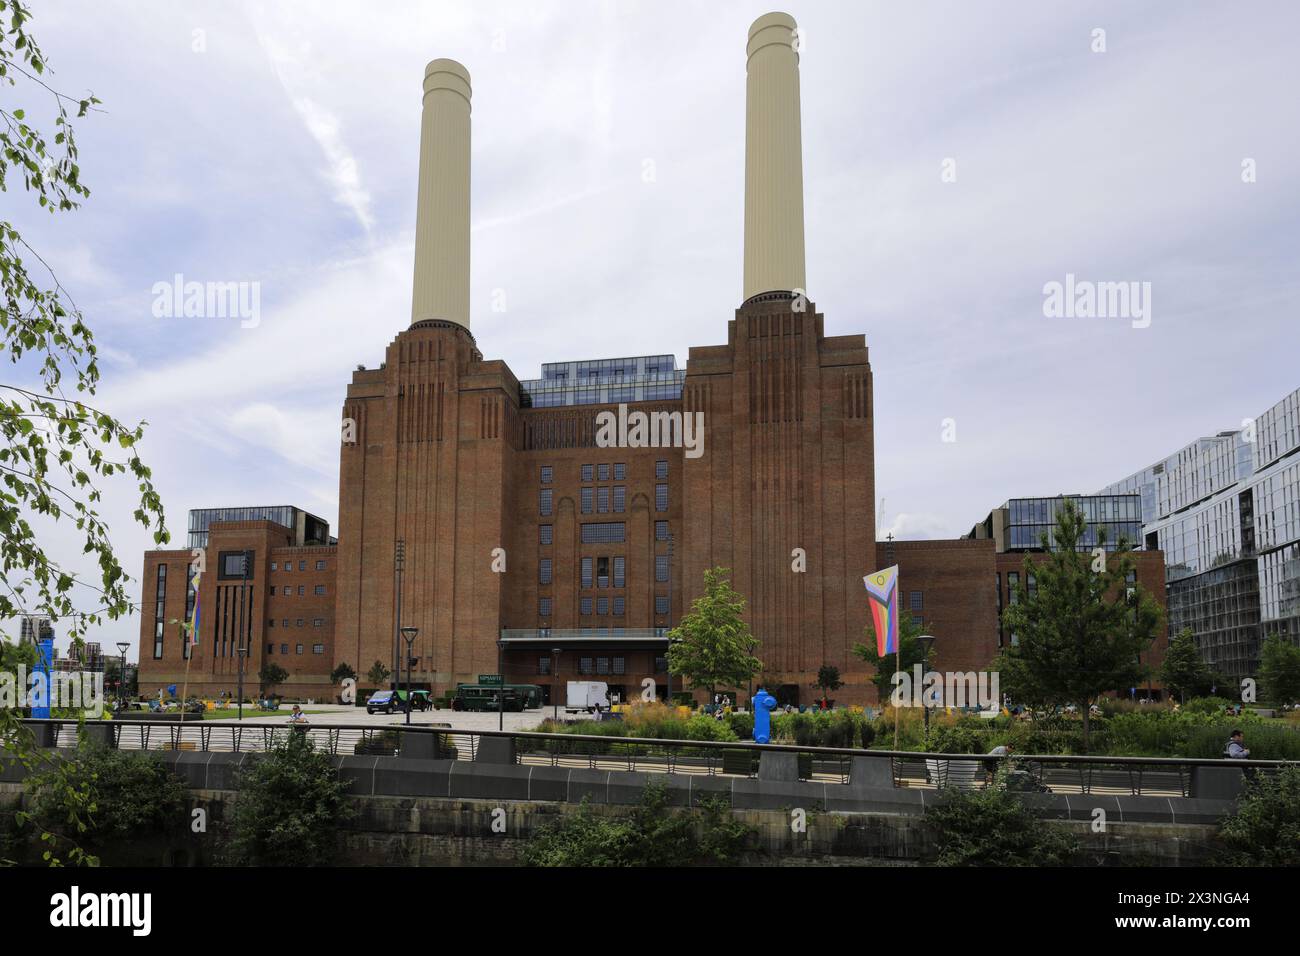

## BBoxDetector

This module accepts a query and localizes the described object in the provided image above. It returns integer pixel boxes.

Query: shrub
[925,724,984,755]
[23,744,189,865]
[926,779,1079,866]
[522,781,754,867]
[226,731,355,866]
[1215,765,1300,866]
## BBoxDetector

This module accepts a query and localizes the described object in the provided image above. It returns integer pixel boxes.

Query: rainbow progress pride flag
[189,572,202,647]
[863,565,899,657]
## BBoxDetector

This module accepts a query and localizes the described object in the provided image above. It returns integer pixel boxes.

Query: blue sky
[7,0,1299,655]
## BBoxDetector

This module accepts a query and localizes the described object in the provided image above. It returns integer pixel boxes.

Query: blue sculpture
[752,687,778,743]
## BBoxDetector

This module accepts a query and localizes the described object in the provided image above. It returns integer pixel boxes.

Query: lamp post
[394,539,405,693]
[552,647,561,722]
[116,642,130,709]
[401,626,418,726]
[236,646,247,721]
[916,635,936,742]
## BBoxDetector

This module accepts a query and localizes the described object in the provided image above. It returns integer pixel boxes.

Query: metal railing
[17,718,1294,798]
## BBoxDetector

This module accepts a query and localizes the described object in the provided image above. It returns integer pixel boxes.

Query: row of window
[270,560,329,572]
[539,483,669,516]
[268,585,328,596]
[537,595,670,617]
[267,643,326,656]
[537,521,670,544]
[268,618,327,628]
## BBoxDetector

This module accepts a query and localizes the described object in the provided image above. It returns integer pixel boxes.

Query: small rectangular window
[613,486,625,512]
[613,656,626,675]
[613,596,625,616]
[271,562,278,571]
[540,524,553,546]
[313,644,325,655]
[597,557,609,588]
[909,590,923,612]
[540,489,553,516]
[656,595,669,614]
[597,487,609,513]
[581,464,593,482]
[580,597,593,616]
[540,597,552,617]
[581,488,593,513]
[539,558,553,585]
[313,618,323,627]
[613,556,625,588]
[597,597,609,615]
[656,554,670,582]
[299,561,306,571]
[316,560,327,571]
[656,521,669,541]
[581,557,593,589]
[655,484,668,512]
[296,644,304,655]
[656,460,668,479]
[314,585,326,595]
[614,463,626,480]
[541,466,553,484]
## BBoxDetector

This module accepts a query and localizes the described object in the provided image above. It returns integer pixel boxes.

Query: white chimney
[743,12,806,302]
[411,58,471,328]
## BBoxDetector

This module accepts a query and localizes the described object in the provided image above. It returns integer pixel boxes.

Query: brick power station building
[138,13,1166,705]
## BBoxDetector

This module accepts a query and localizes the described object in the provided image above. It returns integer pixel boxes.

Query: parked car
[366,690,405,715]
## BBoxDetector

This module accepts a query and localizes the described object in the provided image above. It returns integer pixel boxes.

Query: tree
[226,731,355,866]
[666,567,761,704]
[1216,764,1300,866]
[1259,636,1300,707]
[0,0,166,649]
[1160,628,1214,703]
[1,3,165,866]
[365,659,390,687]
[258,662,288,698]
[852,609,933,703]
[998,499,1163,751]
[926,776,1078,866]
[329,662,356,686]
[812,664,842,700]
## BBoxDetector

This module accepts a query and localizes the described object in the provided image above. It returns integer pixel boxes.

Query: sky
[5,0,1299,657]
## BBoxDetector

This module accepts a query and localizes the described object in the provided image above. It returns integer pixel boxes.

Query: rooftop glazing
[519,354,685,408]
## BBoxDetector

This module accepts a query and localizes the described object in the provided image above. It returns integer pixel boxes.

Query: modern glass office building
[187,506,332,549]
[518,355,685,408]
[1100,386,1300,680]
[970,494,1144,552]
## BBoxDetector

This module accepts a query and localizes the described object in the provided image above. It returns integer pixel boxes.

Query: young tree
[666,567,761,704]
[812,664,843,701]
[258,662,288,698]
[853,609,933,703]
[365,659,391,687]
[1160,627,1214,703]
[998,499,1163,751]
[329,661,357,686]
[1259,636,1300,707]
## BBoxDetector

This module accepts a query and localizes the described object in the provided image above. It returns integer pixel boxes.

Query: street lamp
[916,635,936,742]
[116,642,130,710]
[236,646,248,720]
[552,647,562,722]
[400,626,419,726]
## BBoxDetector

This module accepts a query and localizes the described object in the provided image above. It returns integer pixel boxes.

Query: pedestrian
[985,743,1012,783]
[1224,729,1249,759]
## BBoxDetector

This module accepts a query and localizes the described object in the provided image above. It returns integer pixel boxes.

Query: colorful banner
[864,565,899,657]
